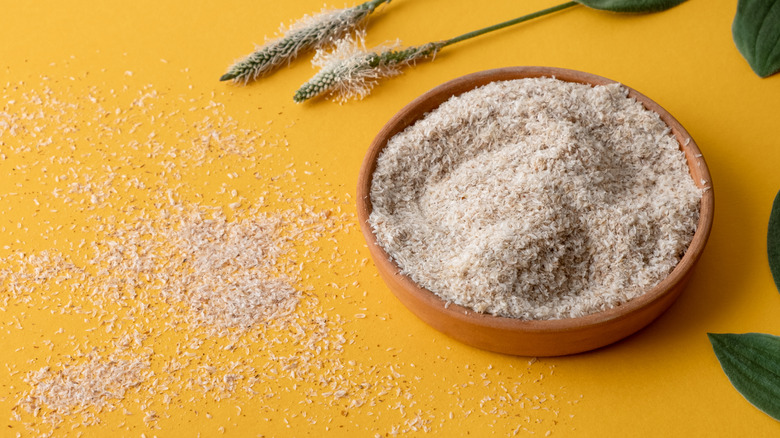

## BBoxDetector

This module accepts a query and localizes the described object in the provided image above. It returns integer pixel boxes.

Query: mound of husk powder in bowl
[368,77,702,320]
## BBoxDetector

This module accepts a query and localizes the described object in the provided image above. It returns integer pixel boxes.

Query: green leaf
[769,190,780,292]
[575,0,687,13]
[708,333,780,421]
[732,0,780,78]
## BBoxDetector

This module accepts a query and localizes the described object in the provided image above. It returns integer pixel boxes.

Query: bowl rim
[356,66,714,338]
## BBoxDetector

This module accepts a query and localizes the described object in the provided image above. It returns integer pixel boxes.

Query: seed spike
[295,2,579,103]
[221,0,391,84]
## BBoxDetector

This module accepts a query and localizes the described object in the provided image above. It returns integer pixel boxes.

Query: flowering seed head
[221,0,388,84]
[294,33,442,104]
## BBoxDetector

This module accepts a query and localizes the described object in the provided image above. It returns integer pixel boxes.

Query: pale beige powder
[369,78,702,320]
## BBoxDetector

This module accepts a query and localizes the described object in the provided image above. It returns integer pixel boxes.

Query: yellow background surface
[1,0,779,436]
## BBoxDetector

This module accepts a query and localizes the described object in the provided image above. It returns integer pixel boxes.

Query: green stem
[441,1,579,48]
[362,0,391,11]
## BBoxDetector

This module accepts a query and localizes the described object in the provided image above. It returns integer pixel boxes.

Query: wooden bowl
[356,67,714,356]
